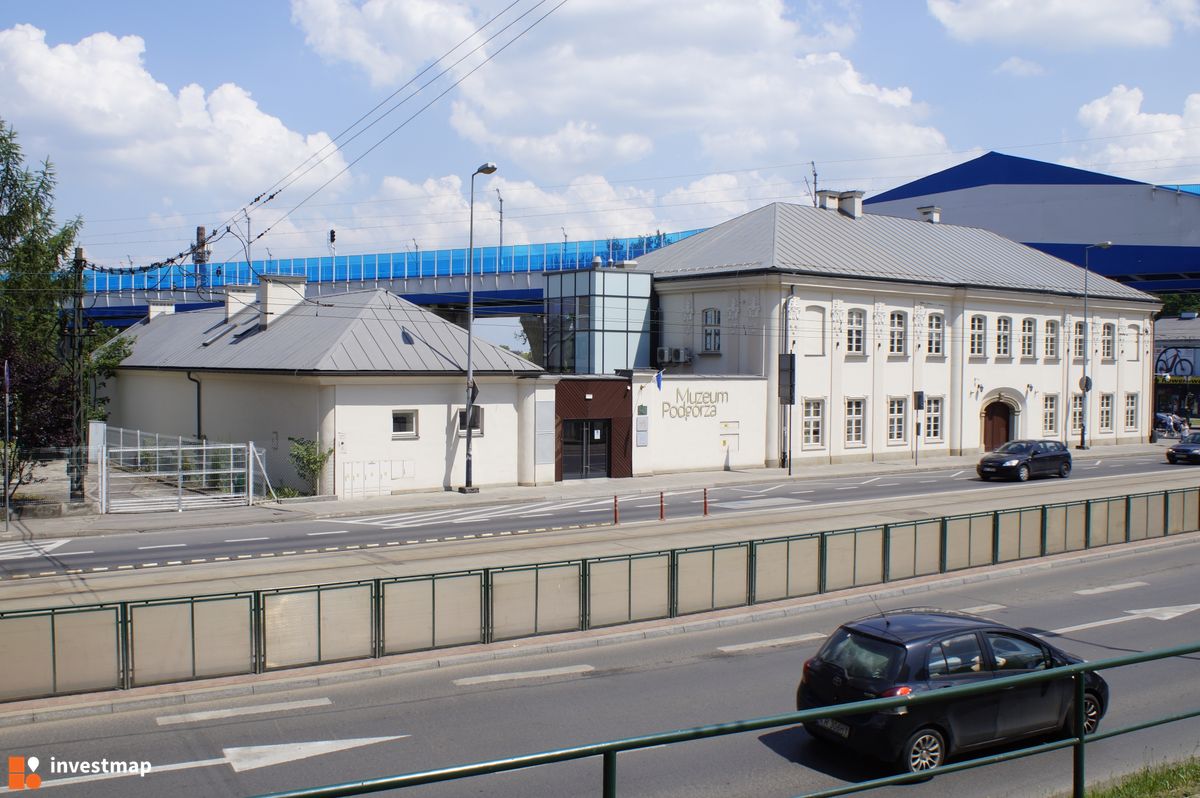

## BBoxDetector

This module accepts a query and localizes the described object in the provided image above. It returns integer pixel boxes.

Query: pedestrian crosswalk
[0,539,70,560]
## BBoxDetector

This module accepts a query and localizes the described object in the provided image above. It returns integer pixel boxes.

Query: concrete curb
[2,529,1193,728]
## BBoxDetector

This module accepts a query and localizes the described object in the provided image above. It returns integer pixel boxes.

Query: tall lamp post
[461,162,497,493]
[1078,241,1112,450]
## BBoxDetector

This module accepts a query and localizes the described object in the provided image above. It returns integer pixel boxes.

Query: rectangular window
[1070,394,1084,433]
[1099,393,1114,431]
[887,398,907,443]
[996,317,1011,357]
[803,399,824,447]
[1044,321,1059,359]
[1021,318,1036,358]
[1073,321,1086,359]
[1043,395,1058,435]
[391,409,418,439]
[457,406,484,436]
[925,397,943,440]
[846,309,865,354]
[889,311,906,355]
[927,314,944,356]
[970,315,986,356]
[845,398,865,445]
[702,308,721,353]
[1124,393,1138,430]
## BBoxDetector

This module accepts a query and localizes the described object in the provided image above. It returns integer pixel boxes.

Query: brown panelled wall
[555,378,633,480]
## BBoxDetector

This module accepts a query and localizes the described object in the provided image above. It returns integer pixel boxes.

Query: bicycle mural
[1156,347,1196,376]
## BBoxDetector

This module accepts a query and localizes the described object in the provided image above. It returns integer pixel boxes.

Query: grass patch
[1079,758,1200,797]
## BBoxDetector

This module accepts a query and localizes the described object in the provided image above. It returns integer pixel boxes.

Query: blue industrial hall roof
[865,151,1143,205]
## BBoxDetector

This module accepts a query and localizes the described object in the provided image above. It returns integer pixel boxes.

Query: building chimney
[838,190,864,219]
[816,190,840,211]
[257,274,308,329]
[224,284,258,323]
[146,300,175,322]
[917,205,941,223]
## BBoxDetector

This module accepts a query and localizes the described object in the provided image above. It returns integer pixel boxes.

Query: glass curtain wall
[544,268,652,374]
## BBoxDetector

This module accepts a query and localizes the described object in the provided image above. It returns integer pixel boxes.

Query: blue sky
[2,1,1198,344]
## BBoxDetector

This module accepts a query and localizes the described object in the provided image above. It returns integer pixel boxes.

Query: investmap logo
[7,756,41,790]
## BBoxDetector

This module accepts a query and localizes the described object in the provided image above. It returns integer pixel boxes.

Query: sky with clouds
[2,0,1198,289]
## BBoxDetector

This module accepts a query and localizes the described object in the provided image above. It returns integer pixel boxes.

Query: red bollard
[613,495,619,525]
[660,491,665,520]
[703,487,708,516]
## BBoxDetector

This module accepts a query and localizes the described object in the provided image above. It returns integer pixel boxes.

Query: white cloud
[994,56,1044,77]
[291,0,949,178]
[1065,85,1200,183]
[928,0,1199,48]
[0,24,349,199]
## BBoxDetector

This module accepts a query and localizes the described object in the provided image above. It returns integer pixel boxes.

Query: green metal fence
[251,640,1200,798]
[1,485,1197,702]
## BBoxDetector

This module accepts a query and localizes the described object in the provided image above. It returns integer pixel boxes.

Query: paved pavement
[1,441,1171,541]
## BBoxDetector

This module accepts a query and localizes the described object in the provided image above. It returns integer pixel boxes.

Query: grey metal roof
[1155,315,1200,343]
[118,289,542,375]
[634,202,1157,303]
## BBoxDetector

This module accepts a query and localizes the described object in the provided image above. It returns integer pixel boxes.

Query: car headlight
[1002,459,1020,467]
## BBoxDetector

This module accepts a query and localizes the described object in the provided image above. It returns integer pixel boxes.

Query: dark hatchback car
[796,609,1108,773]
[1165,432,1200,464]
[976,439,1072,481]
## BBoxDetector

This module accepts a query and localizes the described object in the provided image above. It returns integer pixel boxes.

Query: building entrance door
[562,420,610,479]
[983,402,1012,451]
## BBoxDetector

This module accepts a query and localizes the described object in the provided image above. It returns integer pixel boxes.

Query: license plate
[981,466,995,472]
[816,717,850,738]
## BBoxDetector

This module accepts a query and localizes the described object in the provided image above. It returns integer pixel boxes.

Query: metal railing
[252,640,1200,798]
[1,485,1197,703]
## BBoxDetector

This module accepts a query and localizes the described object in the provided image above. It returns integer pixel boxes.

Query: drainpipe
[186,371,203,439]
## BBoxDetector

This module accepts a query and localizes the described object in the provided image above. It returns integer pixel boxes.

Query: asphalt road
[0,452,1176,580]
[5,536,1199,798]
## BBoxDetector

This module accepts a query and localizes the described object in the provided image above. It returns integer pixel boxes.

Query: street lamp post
[1078,241,1112,450]
[461,162,497,494]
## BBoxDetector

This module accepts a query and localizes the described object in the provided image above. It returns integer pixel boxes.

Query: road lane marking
[226,537,270,543]
[961,604,1007,614]
[835,486,857,491]
[860,477,881,485]
[718,633,825,653]
[1051,604,1200,634]
[53,551,94,557]
[0,539,70,560]
[454,665,594,686]
[951,470,964,477]
[157,698,332,726]
[1075,581,1148,596]
[307,530,348,536]
[137,544,186,550]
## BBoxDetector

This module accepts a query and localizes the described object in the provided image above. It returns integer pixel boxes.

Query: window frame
[802,398,825,448]
[1044,320,1060,359]
[927,313,944,356]
[1070,394,1084,434]
[969,315,987,357]
[1020,318,1036,359]
[1124,393,1139,431]
[456,406,485,437]
[1043,394,1058,436]
[845,397,866,446]
[702,307,721,353]
[1073,321,1086,359]
[996,316,1012,358]
[846,308,866,355]
[924,396,943,441]
[1101,323,1115,361]
[391,409,419,440]
[887,397,907,444]
[1099,393,1114,432]
[888,311,907,356]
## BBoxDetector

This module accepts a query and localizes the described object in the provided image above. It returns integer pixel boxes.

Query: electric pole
[70,247,85,501]
[194,226,208,298]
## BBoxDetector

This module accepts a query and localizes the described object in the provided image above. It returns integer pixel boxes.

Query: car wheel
[1065,692,1103,736]
[1059,461,1071,478]
[1167,455,1176,464]
[901,727,946,773]
[1015,464,1030,482]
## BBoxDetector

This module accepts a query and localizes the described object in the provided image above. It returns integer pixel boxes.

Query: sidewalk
[1,442,1170,541]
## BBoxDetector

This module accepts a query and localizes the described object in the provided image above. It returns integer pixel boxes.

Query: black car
[796,608,1108,773]
[976,439,1071,481]
[1165,432,1200,464]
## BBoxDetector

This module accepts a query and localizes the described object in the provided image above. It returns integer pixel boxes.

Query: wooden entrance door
[984,402,1011,451]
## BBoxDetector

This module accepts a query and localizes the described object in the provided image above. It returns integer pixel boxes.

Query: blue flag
[655,370,662,390]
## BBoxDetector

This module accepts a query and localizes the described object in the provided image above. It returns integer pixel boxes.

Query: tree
[0,118,123,503]
[1154,292,1200,320]
[287,437,334,495]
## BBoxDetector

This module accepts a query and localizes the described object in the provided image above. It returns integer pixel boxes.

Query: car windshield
[818,628,905,681]
[1182,433,1200,444]
[995,441,1033,454]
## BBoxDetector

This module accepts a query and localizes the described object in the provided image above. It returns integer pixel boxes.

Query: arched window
[1044,320,1060,359]
[1101,324,1115,360]
[970,315,987,356]
[846,308,865,354]
[889,311,907,355]
[702,308,721,353]
[927,313,944,356]
[996,317,1012,357]
[1073,321,1086,359]
[1021,318,1036,358]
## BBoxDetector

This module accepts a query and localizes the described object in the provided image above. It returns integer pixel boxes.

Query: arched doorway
[983,402,1012,451]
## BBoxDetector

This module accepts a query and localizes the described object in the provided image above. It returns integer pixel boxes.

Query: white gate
[97,427,270,513]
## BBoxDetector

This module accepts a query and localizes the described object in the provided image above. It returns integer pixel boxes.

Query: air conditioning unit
[672,347,692,363]
[656,346,672,365]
